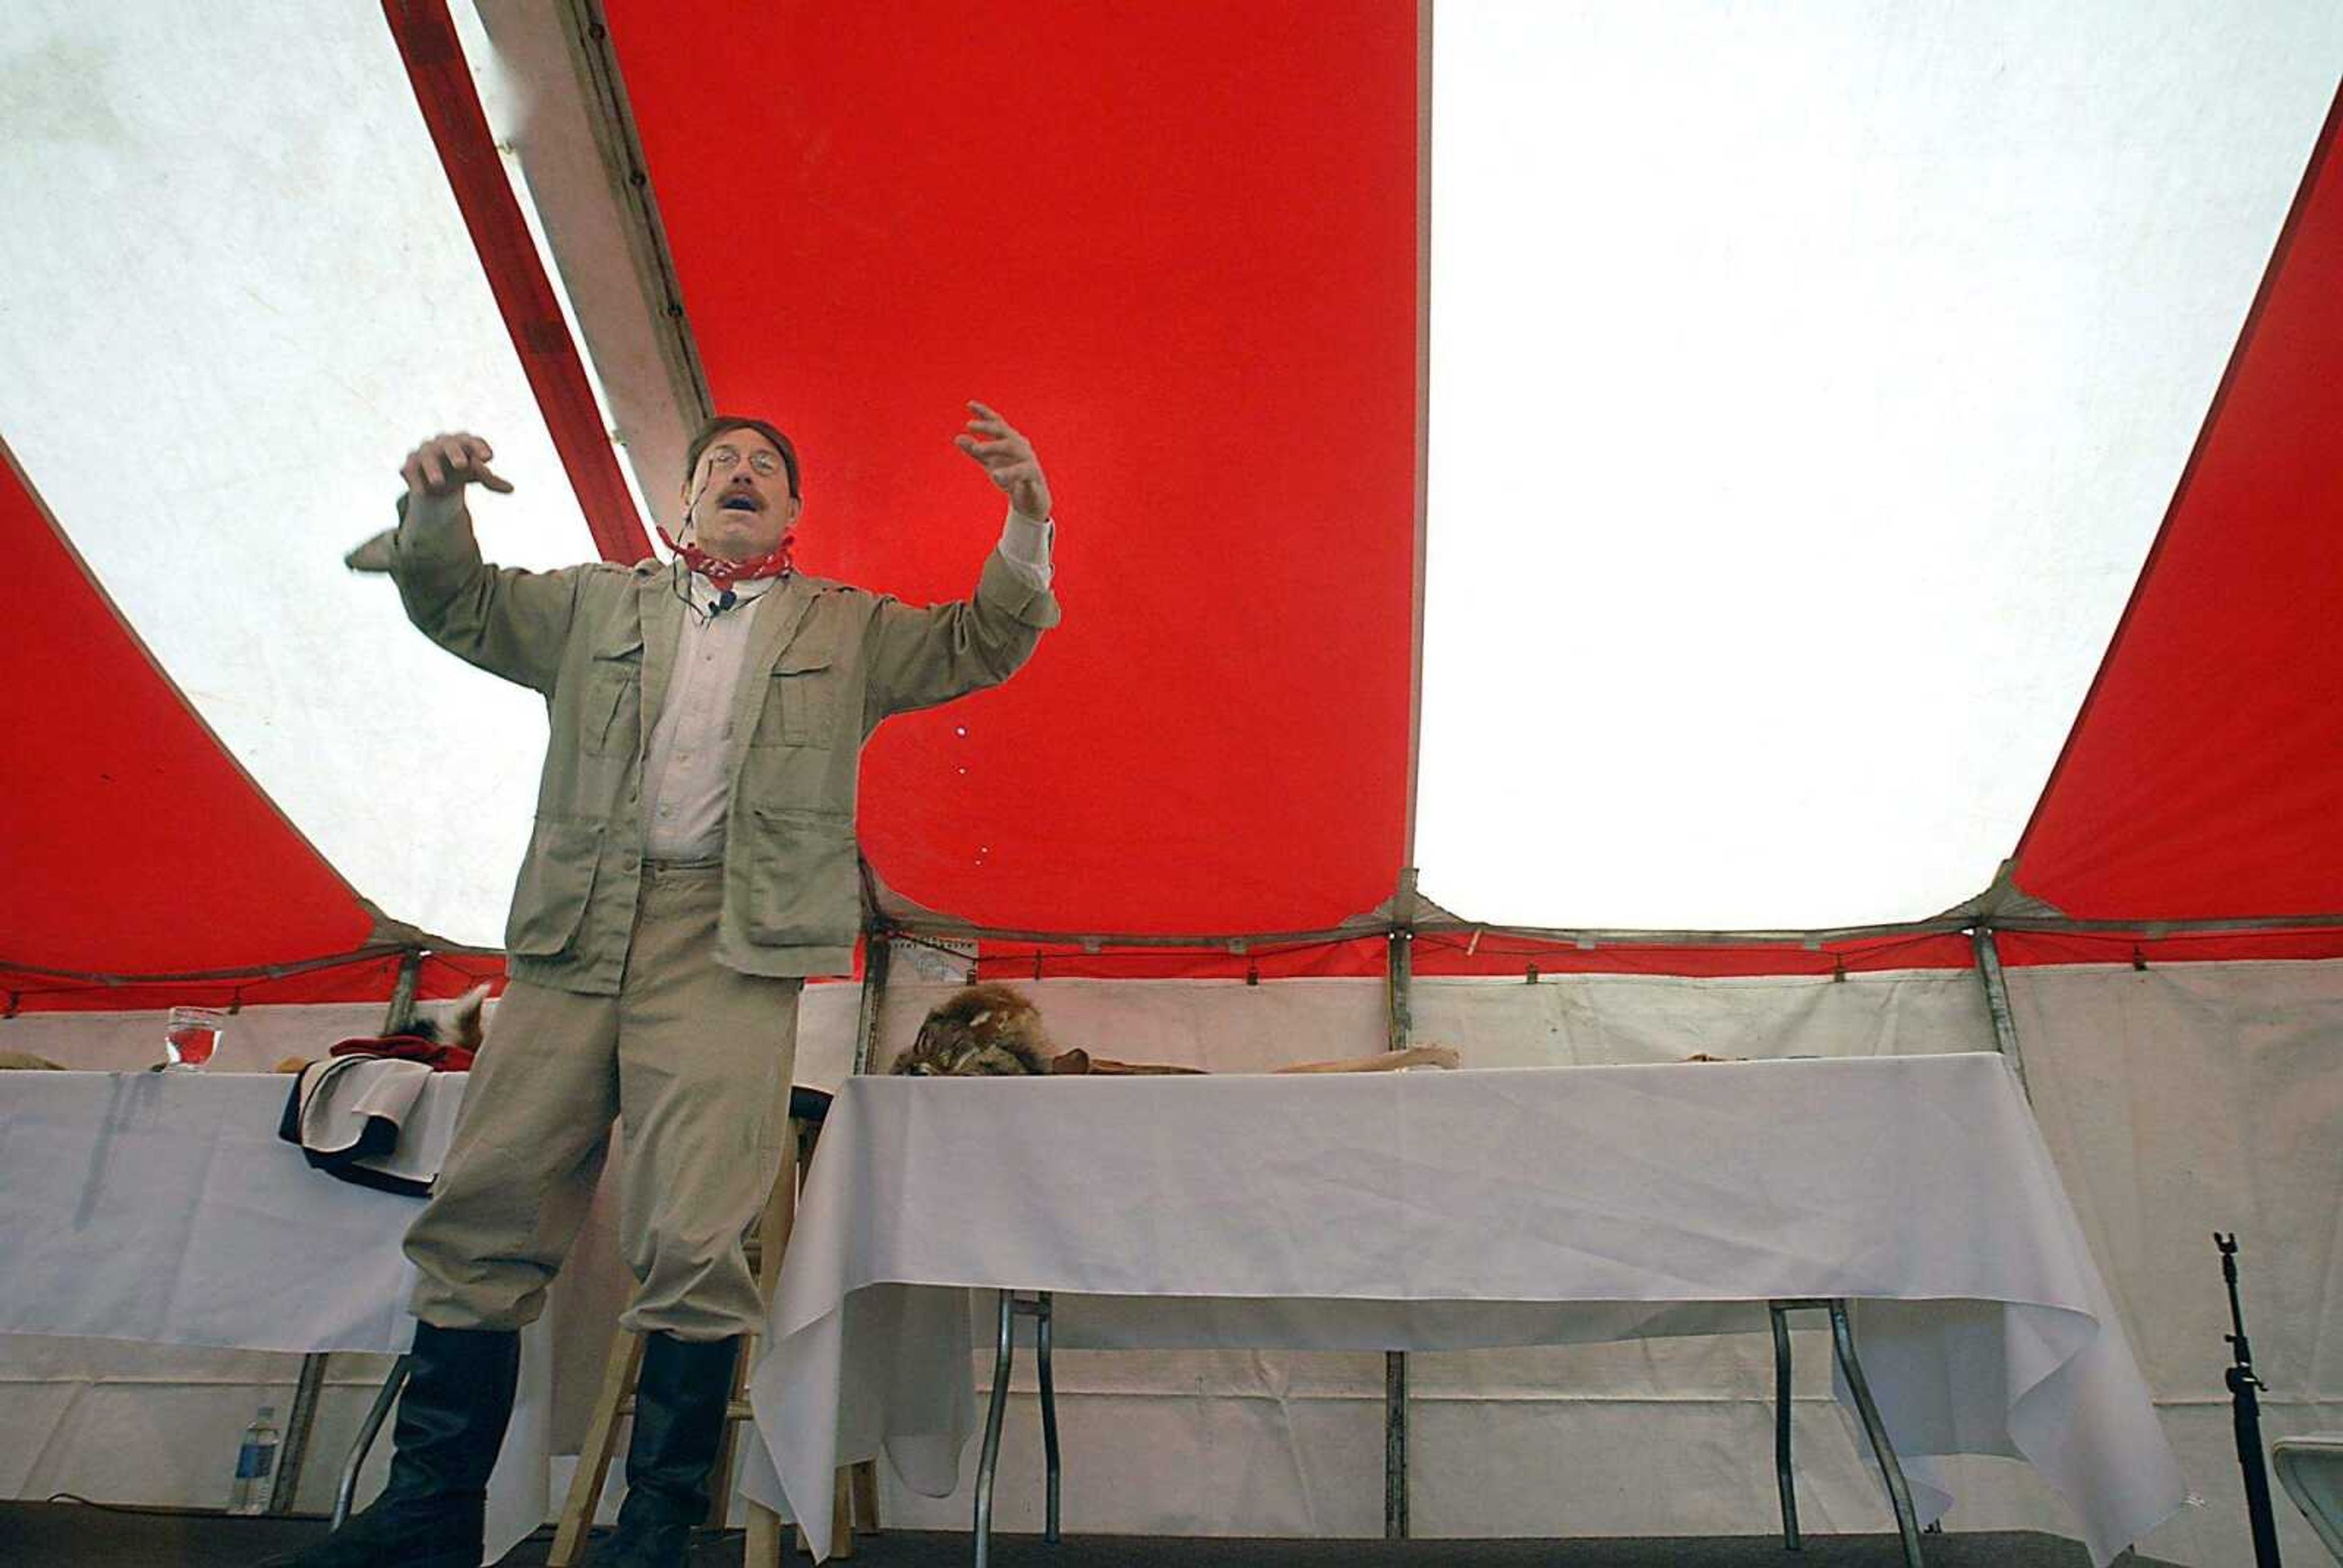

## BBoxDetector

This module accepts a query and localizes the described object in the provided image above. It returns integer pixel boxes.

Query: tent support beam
[1383,1350,1409,1541]
[1398,0,1433,871]
[852,929,893,1077]
[383,950,426,1037]
[0,942,493,991]
[381,0,649,564]
[1970,928,2031,1102]
[269,947,429,1516]
[1382,868,1419,1540]
[857,908,2343,954]
[471,0,713,509]
[15,908,2343,1004]
[1386,869,1418,1056]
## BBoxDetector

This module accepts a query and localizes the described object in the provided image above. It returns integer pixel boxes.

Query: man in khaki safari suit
[275,405,1059,1568]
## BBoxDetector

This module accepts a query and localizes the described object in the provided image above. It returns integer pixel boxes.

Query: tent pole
[1970,927,2031,1102]
[852,927,892,1077]
[1387,869,1417,1056]
[832,905,2343,954]
[272,948,426,1513]
[383,949,425,1036]
[1383,1350,1409,1541]
[1383,868,1419,1539]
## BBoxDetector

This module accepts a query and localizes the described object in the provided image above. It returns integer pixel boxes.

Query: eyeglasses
[706,445,785,477]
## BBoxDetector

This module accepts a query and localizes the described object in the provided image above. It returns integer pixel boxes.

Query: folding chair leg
[333,1354,410,1530]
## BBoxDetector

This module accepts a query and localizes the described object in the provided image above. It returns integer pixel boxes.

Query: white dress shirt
[642,508,1053,861]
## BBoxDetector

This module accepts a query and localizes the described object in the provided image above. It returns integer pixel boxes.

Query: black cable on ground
[41,1492,325,1520]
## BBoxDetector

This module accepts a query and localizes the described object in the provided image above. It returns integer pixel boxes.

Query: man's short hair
[685,415,801,499]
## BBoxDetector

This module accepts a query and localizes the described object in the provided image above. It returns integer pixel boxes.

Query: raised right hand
[402,432,514,501]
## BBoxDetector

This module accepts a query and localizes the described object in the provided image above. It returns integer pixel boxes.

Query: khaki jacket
[387,497,1059,993]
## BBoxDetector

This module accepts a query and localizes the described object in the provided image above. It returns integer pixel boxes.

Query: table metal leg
[1769,1304,1801,1552]
[1035,1291,1061,1544]
[333,1353,410,1530]
[1827,1300,1925,1568]
[269,1350,332,1514]
[973,1291,1017,1568]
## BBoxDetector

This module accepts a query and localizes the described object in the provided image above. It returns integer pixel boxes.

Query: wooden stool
[549,1085,880,1566]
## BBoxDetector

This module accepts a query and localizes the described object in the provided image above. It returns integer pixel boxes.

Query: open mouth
[718,494,762,513]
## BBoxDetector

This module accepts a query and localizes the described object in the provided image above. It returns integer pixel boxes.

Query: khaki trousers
[405,863,802,1341]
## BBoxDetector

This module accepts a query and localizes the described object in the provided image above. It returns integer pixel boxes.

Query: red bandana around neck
[656,523,796,588]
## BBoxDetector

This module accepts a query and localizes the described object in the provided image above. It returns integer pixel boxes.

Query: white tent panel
[1420,1,2343,929]
[0,1,603,948]
[7,961,2337,1564]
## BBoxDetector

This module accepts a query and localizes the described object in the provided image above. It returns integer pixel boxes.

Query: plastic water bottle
[226,1405,281,1516]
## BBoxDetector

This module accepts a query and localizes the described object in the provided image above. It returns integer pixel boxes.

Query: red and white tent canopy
[4,2,2341,1008]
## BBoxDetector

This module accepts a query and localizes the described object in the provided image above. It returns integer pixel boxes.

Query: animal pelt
[890,984,1461,1077]
[397,982,492,1055]
[271,983,493,1075]
[892,983,1060,1076]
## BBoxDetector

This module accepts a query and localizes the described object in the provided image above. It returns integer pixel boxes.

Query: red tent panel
[605,1,1420,940]
[0,444,378,1011]
[2012,86,2343,921]
[32,14,2337,1008]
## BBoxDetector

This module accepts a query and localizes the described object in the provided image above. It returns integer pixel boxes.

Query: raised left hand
[954,400,1053,522]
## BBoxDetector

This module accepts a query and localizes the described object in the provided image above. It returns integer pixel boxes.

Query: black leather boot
[586,1333,742,1568]
[259,1321,520,1568]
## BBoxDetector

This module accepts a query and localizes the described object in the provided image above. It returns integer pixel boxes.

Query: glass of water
[163,1006,228,1070]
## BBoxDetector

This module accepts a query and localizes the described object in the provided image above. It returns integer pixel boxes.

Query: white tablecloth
[0,1070,558,1563]
[744,1052,2185,1565]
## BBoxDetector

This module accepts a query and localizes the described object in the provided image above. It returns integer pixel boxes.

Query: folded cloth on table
[277,1056,441,1196]
[329,1030,477,1073]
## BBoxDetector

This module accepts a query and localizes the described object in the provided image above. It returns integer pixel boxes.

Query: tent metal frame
[382,0,650,565]
[467,0,713,519]
[1971,929,2031,1100]
[12,906,2343,1010]
[1383,867,1420,1538]
[268,951,429,1519]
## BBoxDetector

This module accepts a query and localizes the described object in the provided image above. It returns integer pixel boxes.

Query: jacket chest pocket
[581,639,644,756]
[750,647,837,749]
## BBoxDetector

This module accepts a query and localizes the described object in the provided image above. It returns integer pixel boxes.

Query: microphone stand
[2217,1232,2284,1567]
